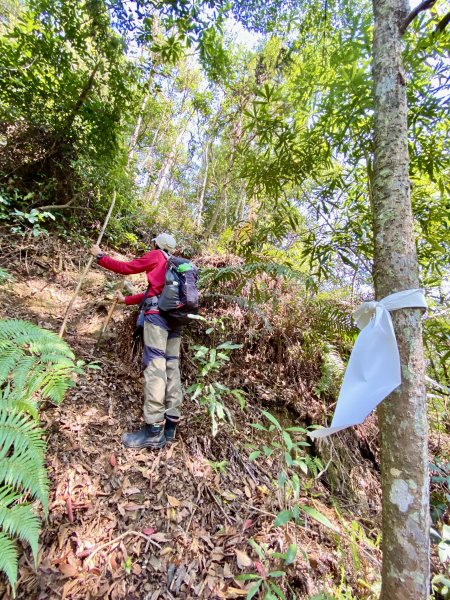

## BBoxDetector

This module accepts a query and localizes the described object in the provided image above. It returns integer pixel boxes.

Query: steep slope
[0,232,384,599]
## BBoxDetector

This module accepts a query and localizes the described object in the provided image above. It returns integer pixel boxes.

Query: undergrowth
[0,319,79,594]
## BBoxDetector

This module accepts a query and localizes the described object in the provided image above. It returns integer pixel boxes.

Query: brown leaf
[124,487,141,496]
[234,549,252,569]
[167,495,181,507]
[59,562,78,577]
[224,587,248,598]
[124,502,146,511]
[150,532,171,543]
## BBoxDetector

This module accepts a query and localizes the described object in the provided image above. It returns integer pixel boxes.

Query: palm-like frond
[0,486,40,563]
[199,261,303,294]
[0,533,18,591]
[0,319,76,592]
[0,319,76,407]
[0,433,49,510]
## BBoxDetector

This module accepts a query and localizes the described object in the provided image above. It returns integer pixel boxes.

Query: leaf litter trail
[0,235,381,599]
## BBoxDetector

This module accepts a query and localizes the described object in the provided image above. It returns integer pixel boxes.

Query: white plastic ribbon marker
[309,289,427,439]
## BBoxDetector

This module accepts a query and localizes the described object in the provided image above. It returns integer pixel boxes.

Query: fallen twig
[84,530,161,566]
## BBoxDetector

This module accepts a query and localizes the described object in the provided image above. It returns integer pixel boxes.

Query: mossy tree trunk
[371,1,430,597]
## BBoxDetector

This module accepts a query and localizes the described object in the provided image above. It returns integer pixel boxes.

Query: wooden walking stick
[59,190,117,339]
[93,280,135,352]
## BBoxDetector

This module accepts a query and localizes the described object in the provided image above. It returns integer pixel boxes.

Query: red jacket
[98,250,166,309]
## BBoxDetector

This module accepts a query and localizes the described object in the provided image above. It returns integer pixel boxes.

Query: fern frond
[202,293,274,332]
[0,487,40,563]
[0,319,77,408]
[0,532,18,591]
[0,452,48,512]
[0,406,45,463]
[199,261,303,292]
[0,319,76,593]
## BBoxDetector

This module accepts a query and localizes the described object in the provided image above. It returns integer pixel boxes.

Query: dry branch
[58,190,116,338]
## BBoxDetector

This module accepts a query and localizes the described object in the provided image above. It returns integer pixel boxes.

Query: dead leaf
[242,519,253,532]
[124,486,141,495]
[59,562,78,577]
[167,495,180,507]
[234,549,252,569]
[149,532,170,543]
[124,502,146,511]
[142,527,156,536]
[254,561,267,578]
[224,587,248,597]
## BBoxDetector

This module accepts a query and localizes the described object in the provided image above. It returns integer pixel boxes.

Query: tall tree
[372,1,429,597]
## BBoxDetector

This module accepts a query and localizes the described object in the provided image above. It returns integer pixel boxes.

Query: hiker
[90,233,182,450]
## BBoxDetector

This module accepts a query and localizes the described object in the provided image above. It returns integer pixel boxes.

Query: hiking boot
[164,415,180,443]
[122,423,166,449]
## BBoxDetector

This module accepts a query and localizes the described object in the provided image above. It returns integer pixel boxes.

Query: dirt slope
[0,234,382,600]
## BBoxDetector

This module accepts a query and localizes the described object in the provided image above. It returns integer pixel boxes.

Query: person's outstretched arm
[90,244,161,275]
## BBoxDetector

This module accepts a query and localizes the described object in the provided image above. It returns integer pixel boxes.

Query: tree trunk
[66,62,100,131]
[127,91,150,162]
[149,114,192,206]
[195,140,210,229]
[371,1,430,598]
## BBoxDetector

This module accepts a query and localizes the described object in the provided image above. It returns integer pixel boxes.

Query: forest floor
[0,233,387,600]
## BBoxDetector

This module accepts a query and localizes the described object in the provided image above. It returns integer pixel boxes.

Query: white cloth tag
[308,289,427,439]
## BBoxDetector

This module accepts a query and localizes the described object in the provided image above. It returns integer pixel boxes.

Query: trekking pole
[59,190,117,339]
[93,280,135,353]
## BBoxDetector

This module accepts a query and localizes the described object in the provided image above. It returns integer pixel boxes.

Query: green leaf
[249,451,261,461]
[248,538,265,559]
[267,580,286,598]
[299,505,339,532]
[236,574,261,581]
[284,543,297,565]
[246,579,263,599]
[216,342,243,350]
[274,510,292,527]
[262,411,282,430]
[251,423,267,431]
[282,431,293,451]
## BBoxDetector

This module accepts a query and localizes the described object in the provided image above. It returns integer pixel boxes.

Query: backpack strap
[158,249,170,262]
[138,283,152,311]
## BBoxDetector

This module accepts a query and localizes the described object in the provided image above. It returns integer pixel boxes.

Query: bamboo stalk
[59,191,117,338]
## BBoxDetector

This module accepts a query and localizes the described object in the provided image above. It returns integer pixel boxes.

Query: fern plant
[0,319,78,416]
[0,319,78,594]
[314,342,346,398]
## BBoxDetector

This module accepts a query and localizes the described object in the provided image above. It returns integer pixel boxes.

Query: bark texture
[371,1,430,598]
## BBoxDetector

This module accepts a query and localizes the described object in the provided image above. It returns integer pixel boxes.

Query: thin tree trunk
[66,62,100,130]
[150,116,191,205]
[371,1,429,598]
[128,91,150,162]
[204,114,243,238]
[195,141,210,229]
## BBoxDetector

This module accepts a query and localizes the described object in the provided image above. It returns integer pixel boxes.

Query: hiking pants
[142,313,183,424]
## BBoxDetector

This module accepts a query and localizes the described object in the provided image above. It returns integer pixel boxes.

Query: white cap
[152,233,176,252]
